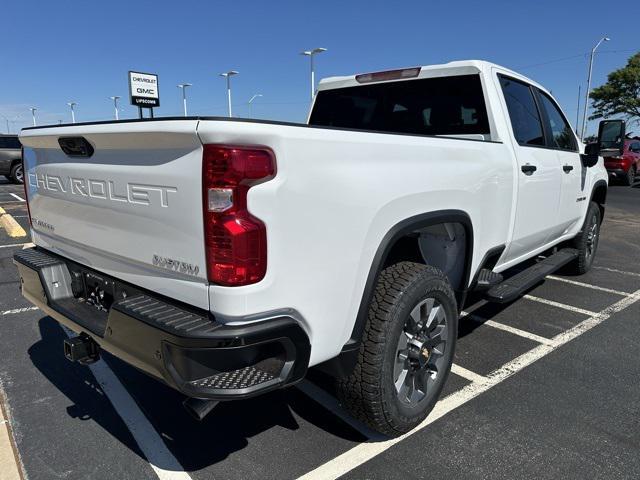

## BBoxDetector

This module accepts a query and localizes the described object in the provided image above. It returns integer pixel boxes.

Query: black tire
[337,262,458,437]
[624,165,637,187]
[567,201,601,275]
[9,162,24,184]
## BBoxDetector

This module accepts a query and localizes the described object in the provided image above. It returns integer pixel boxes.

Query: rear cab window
[309,74,491,140]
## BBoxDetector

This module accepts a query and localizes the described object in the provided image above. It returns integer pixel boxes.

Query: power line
[517,49,637,71]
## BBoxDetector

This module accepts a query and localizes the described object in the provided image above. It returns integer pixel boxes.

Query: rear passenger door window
[537,91,577,151]
[498,76,545,146]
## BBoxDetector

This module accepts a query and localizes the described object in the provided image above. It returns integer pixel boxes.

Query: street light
[29,107,37,126]
[248,93,262,118]
[219,71,239,117]
[580,36,610,141]
[300,48,327,101]
[109,96,121,120]
[177,83,192,117]
[67,102,77,123]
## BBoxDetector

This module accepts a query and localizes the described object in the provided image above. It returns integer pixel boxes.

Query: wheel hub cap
[586,215,598,259]
[393,297,448,405]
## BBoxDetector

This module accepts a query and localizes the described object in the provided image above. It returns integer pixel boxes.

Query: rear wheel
[9,163,24,184]
[337,262,457,437]
[567,201,601,275]
[624,165,637,186]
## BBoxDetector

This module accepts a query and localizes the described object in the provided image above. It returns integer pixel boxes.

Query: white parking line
[60,327,192,480]
[523,295,596,317]
[546,275,629,296]
[1,307,38,316]
[298,290,640,480]
[461,311,554,346]
[593,266,640,278]
[450,364,486,383]
[9,193,24,202]
[482,319,554,346]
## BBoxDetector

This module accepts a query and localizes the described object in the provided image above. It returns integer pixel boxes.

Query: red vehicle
[604,138,640,186]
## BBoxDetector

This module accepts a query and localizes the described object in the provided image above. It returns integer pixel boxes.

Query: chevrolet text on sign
[129,71,160,107]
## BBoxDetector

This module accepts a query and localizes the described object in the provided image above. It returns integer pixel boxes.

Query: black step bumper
[13,247,310,400]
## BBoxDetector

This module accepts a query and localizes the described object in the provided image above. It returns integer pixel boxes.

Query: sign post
[128,71,160,118]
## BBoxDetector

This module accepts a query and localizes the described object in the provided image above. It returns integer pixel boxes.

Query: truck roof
[317,59,547,94]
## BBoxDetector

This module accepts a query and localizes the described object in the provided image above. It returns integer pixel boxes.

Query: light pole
[67,102,77,123]
[109,96,121,120]
[575,85,581,135]
[29,107,37,126]
[219,71,238,117]
[580,36,610,141]
[248,93,262,118]
[300,48,327,101]
[177,83,192,117]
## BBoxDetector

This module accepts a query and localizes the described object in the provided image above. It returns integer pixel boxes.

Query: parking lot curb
[0,389,23,480]
[0,208,26,239]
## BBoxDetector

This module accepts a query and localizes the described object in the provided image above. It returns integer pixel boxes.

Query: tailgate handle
[58,137,94,158]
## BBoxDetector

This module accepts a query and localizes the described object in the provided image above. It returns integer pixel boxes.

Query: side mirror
[581,148,599,167]
[585,143,599,156]
[597,119,625,157]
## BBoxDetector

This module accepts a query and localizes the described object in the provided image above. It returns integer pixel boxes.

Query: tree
[589,52,640,125]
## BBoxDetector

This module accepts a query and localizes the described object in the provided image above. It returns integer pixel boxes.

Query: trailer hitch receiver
[64,333,100,365]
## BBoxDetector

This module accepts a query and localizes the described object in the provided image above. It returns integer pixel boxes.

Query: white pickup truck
[14,60,625,437]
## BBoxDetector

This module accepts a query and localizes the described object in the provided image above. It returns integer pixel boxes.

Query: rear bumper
[606,167,627,178]
[604,160,631,177]
[13,247,310,400]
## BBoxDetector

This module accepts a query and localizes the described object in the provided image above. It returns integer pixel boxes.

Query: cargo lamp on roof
[355,67,421,84]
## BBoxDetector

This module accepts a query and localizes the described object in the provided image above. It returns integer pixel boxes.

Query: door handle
[521,164,537,174]
[563,164,574,173]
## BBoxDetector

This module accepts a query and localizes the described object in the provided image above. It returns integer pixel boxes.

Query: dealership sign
[129,71,160,108]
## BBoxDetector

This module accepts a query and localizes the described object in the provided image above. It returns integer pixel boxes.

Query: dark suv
[604,138,640,186]
[0,134,23,183]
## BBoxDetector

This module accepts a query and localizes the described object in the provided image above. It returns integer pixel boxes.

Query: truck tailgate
[19,120,209,310]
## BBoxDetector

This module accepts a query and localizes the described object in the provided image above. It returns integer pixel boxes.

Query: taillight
[202,145,275,286]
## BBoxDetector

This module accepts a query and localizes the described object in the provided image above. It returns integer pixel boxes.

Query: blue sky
[1,0,637,135]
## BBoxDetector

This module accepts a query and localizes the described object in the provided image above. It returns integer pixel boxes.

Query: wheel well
[591,182,607,219]
[383,222,468,293]
[318,212,473,378]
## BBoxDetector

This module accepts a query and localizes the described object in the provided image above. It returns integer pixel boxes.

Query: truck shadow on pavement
[29,316,366,471]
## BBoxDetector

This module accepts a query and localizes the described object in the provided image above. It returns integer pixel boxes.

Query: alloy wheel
[585,214,599,261]
[393,297,448,405]
[15,165,24,183]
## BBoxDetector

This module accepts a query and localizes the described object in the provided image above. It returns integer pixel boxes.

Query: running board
[484,248,579,303]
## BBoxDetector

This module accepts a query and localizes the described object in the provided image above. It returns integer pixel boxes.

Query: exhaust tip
[183,397,219,421]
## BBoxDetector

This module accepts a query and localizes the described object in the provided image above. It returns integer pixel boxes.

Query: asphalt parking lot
[1,177,639,480]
